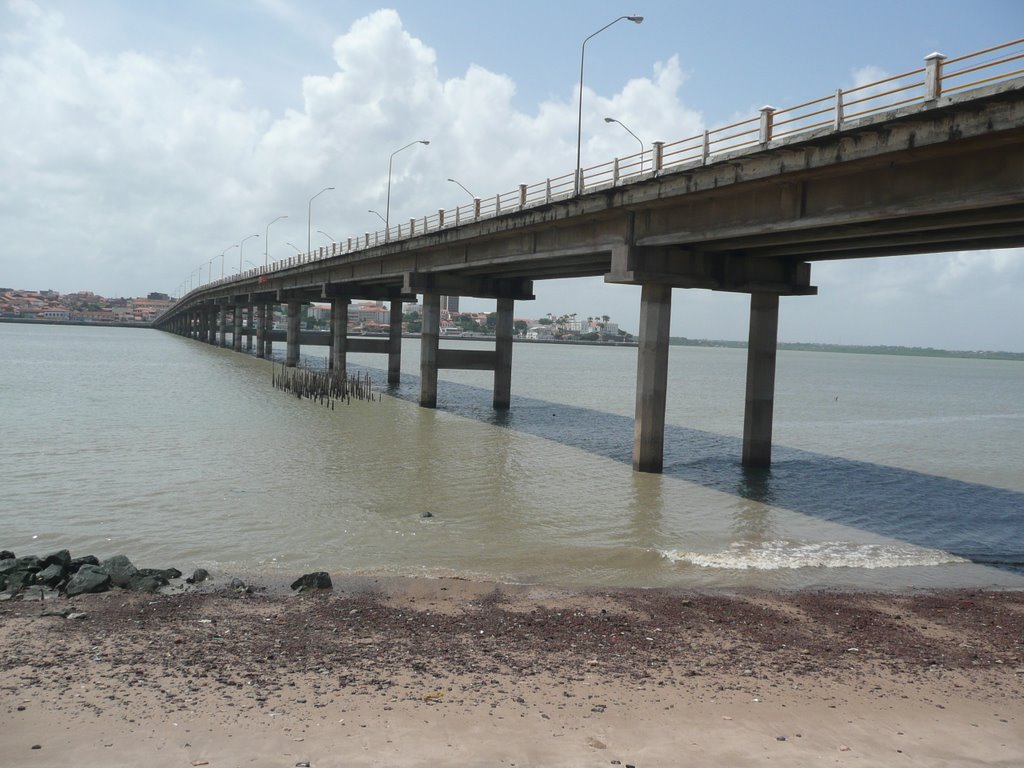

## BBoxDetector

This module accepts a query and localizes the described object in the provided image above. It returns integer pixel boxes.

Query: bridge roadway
[155,75,1024,473]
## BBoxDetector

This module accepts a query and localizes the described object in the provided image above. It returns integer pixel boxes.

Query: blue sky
[2,0,1022,350]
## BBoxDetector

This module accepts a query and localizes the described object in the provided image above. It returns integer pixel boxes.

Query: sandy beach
[1,576,1022,767]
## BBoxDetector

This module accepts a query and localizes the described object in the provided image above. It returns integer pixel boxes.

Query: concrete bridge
[155,41,1024,473]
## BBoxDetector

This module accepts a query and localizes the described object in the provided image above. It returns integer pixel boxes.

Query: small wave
[661,540,969,570]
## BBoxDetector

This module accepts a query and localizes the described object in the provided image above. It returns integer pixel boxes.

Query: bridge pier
[245,305,254,351]
[232,306,242,352]
[286,300,302,367]
[256,305,267,359]
[632,284,672,473]
[388,298,403,385]
[218,306,227,347]
[742,293,780,468]
[494,297,514,409]
[330,298,349,375]
[419,293,440,408]
[263,303,274,358]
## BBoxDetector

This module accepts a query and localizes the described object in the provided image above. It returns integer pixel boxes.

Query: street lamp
[447,177,475,199]
[285,242,302,253]
[317,229,336,243]
[368,209,387,226]
[240,233,259,274]
[575,15,643,195]
[207,256,218,284]
[307,187,334,255]
[604,117,645,173]
[265,215,288,268]
[385,140,429,240]
[220,245,238,279]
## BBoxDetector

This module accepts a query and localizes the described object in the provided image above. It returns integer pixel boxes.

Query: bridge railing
[175,38,1024,305]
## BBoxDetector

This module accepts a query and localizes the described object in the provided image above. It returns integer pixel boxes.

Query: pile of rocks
[0,549,194,601]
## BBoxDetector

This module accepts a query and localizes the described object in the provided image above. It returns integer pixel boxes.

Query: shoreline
[2,575,1022,766]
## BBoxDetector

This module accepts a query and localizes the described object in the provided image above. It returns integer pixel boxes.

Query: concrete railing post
[519,184,528,209]
[653,141,665,174]
[474,197,481,220]
[438,208,445,228]
[834,88,844,129]
[545,178,552,203]
[925,52,946,101]
[702,130,710,163]
[613,157,620,185]
[759,105,776,144]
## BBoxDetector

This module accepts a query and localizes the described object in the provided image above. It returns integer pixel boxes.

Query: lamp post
[447,177,475,199]
[385,140,429,241]
[604,117,645,173]
[265,215,287,268]
[220,245,237,279]
[575,15,643,195]
[307,187,334,255]
[317,229,336,243]
[207,256,218,285]
[240,233,259,274]
[285,242,302,254]
[368,209,387,226]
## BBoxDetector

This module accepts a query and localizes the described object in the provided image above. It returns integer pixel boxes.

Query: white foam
[661,540,969,570]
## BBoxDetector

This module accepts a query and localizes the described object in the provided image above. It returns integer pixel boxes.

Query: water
[2,322,1022,591]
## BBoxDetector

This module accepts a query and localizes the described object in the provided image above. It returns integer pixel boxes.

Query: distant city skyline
[1,1,1021,351]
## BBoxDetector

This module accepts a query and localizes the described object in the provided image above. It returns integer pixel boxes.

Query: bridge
[154,39,1024,473]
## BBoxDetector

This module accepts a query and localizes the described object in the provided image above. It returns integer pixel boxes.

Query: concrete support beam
[388,298,403,384]
[263,304,274,358]
[218,306,227,348]
[494,297,514,409]
[633,283,673,474]
[419,293,441,408]
[207,307,217,344]
[330,298,349,375]
[742,293,780,468]
[232,306,242,351]
[245,305,254,351]
[256,305,267,359]
[286,301,302,367]
[403,272,534,300]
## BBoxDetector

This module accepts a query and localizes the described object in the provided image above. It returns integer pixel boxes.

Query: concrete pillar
[232,306,242,351]
[208,307,217,344]
[263,303,274,358]
[256,305,267,359]
[245,305,254,351]
[330,298,349,375]
[218,306,227,347]
[286,301,301,367]
[493,297,514,409]
[742,293,780,468]
[388,298,403,384]
[419,293,441,408]
[633,283,672,473]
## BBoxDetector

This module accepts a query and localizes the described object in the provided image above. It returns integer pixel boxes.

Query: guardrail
[178,38,1024,303]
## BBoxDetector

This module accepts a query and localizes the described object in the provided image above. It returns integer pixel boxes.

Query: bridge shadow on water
[373,368,1024,574]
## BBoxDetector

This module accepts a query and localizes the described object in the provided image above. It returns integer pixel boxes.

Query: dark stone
[0,558,18,576]
[21,585,59,601]
[0,573,5,591]
[419,511,434,518]
[64,564,111,597]
[42,550,72,568]
[6,570,36,590]
[0,550,14,560]
[186,568,210,584]
[100,555,137,588]
[138,567,182,581]
[69,555,100,572]
[128,574,166,593]
[229,578,247,591]
[15,556,43,573]
[290,572,332,592]
[35,563,67,588]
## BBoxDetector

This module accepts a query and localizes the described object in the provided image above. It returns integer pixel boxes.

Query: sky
[1,0,1022,351]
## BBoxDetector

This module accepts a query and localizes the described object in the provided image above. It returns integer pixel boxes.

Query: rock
[100,555,138,588]
[64,564,112,597]
[69,555,100,572]
[229,577,248,591]
[0,550,15,560]
[138,567,182,581]
[0,573,5,591]
[42,550,71,568]
[290,572,333,592]
[5,570,36,590]
[15,555,43,573]
[128,574,167,593]
[186,568,210,584]
[419,511,433,518]
[35,563,67,588]
[0,558,22,576]
[21,585,59,601]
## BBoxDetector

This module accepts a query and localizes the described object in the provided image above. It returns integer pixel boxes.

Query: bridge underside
[156,79,1024,473]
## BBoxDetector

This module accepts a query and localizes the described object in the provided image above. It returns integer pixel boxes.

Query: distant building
[441,295,459,313]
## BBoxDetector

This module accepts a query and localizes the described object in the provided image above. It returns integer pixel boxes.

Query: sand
[1,576,1022,767]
